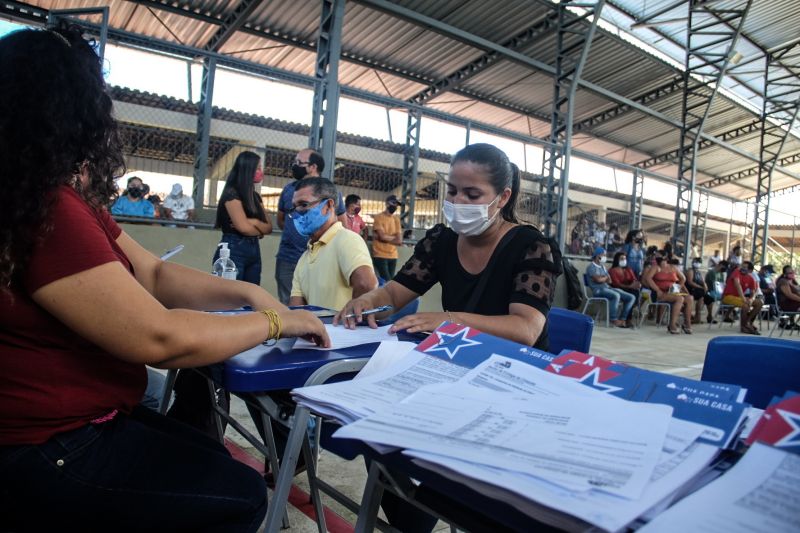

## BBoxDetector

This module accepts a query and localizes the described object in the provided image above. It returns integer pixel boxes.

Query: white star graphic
[424,328,481,359]
[774,409,800,448]
[577,367,623,394]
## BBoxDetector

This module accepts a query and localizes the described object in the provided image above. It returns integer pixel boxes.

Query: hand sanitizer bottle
[212,243,238,280]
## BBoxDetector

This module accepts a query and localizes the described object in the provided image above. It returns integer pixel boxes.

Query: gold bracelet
[260,309,282,340]
[446,310,460,325]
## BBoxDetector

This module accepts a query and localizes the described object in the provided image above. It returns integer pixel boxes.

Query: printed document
[335,385,672,499]
[294,324,397,350]
[408,442,719,533]
[354,341,418,380]
[639,442,800,532]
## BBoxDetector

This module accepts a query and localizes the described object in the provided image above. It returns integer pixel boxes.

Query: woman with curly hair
[0,26,329,531]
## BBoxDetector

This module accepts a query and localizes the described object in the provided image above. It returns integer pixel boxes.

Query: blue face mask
[293,201,329,237]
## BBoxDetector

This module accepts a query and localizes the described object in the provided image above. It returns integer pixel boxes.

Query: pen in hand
[343,305,393,319]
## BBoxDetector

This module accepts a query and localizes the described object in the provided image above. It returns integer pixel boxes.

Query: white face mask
[619,259,627,267]
[692,262,701,269]
[599,256,607,264]
[443,196,500,236]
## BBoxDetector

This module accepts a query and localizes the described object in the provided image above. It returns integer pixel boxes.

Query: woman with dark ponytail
[337,143,563,350]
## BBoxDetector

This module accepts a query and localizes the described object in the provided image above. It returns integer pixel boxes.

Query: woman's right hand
[334,296,377,330]
[280,309,331,348]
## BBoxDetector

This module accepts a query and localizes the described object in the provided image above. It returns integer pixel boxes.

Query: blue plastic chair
[581,273,610,328]
[547,307,594,355]
[701,336,800,409]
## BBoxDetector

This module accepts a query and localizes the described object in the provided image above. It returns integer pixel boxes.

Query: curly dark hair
[0,25,125,290]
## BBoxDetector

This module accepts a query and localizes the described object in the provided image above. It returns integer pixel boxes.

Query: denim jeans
[0,406,266,532]
[214,233,262,286]
[274,257,296,305]
[593,286,636,321]
[372,257,397,283]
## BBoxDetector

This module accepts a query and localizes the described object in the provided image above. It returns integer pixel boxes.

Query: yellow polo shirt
[290,222,374,310]
[371,212,401,259]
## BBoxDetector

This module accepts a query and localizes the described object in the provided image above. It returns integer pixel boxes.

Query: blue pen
[344,305,393,319]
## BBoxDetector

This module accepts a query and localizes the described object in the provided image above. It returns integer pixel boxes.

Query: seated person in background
[163,183,195,222]
[289,178,377,310]
[605,222,622,253]
[703,259,728,324]
[111,175,155,218]
[721,260,762,335]
[758,264,777,316]
[342,193,368,241]
[608,251,639,327]
[642,253,694,334]
[684,257,707,325]
[776,265,800,329]
[336,142,562,533]
[0,26,330,531]
[586,247,635,328]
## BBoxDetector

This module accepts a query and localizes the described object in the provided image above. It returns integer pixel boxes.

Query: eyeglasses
[292,159,310,166]
[288,198,330,217]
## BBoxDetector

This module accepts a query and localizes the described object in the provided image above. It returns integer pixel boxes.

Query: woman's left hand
[388,312,449,334]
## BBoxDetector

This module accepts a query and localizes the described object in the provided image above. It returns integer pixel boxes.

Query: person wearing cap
[275,148,346,304]
[586,247,636,328]
[371,194,403,282]
[163,183,195,222]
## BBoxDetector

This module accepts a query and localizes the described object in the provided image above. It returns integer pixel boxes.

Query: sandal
[681,325,693,334]
[668,327,680,334]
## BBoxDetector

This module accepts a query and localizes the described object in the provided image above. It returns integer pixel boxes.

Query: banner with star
[745,392,800,454]
[414,322,557,370]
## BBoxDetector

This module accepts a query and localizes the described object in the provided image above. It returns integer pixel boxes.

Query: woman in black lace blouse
[336,143,562,351]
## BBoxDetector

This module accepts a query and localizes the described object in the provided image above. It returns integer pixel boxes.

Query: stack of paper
[292,323,753,532]
[639,443,800,532]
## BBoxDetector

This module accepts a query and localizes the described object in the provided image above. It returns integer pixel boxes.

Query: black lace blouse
[394,224,563,350]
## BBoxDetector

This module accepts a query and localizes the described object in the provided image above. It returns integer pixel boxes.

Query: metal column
[192,57,216,209]
[539,0,605,250]
[629,169,644,231]
[673,0,751,266]
[694,190,709,260]
[400,109,421,230]
[309,0,346,180]
[750,40,800,265]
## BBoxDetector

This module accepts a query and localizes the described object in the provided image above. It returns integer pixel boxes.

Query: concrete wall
[121,223,442,312]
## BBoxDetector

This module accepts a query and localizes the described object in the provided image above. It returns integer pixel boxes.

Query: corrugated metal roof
[8,0,799,200]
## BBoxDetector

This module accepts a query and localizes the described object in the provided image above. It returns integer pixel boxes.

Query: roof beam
[636,118,762,168]
[353,0,800,183]
[204,0,264,52]
[704,151,800,188]
[408,12,558,104]
[572,76,683,133]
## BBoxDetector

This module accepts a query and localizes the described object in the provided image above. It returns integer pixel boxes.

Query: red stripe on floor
[225,438,354,533]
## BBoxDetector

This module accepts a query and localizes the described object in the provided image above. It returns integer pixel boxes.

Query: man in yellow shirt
[289,178,377,310]
[371,194,403,282]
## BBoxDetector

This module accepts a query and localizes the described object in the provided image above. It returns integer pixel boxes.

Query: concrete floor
[215,316,790,533]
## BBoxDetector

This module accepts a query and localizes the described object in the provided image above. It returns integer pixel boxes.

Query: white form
[639,442,800,533]
[294,324,398,350]
[335,386,672,499]
[408,441,719,533]
[353,341,418,380]
[292,350,470,423]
